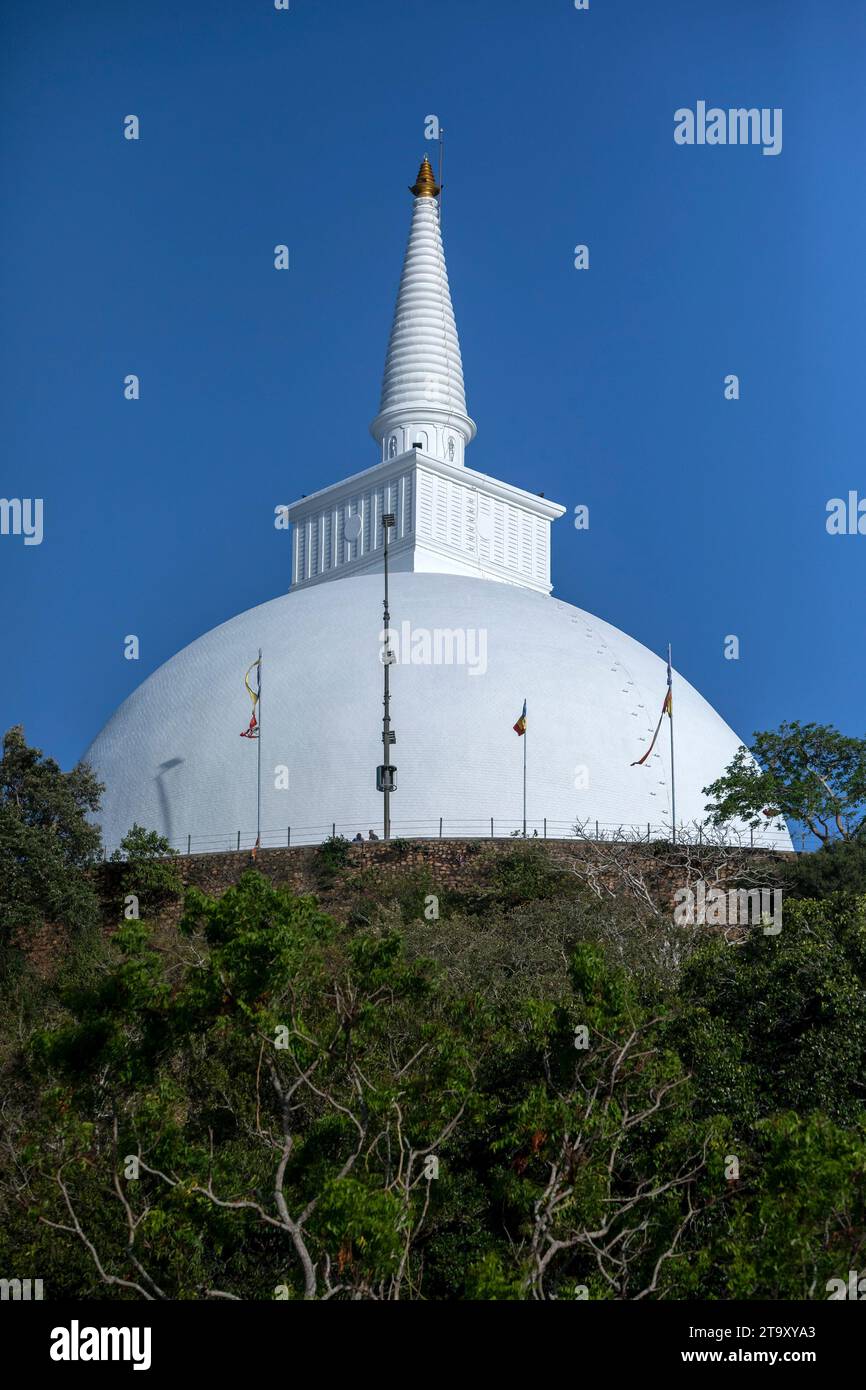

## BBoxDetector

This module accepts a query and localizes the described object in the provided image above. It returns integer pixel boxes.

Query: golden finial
[409,156,441,198]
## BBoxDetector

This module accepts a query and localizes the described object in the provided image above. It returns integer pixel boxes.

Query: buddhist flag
[513,699,527,736]
[239,657,261,738]
[631,656,672,766]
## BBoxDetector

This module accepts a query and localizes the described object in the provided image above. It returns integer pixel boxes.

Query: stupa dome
[85,571,789,850]
[84,156,791,853]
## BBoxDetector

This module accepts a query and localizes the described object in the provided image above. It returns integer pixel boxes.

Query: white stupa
[85,157,791,852]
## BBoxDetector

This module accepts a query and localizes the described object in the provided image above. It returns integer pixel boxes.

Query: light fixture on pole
[377,512,397,839]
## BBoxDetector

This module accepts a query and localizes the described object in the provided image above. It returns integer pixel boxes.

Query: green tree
[20,872,481,1299]
[784,838,866,900]
[312,833,351,889]
[668,1111,866,1300]
[674,895,866,1127]
[110,824,183,915]
[466,945,720,1300]
[703,721,866,843]
[0,725,103,949]
[4,724,866,1302]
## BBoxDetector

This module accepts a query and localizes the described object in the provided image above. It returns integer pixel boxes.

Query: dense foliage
[0,725,103,948]
[1,727,865,1299]
[109,823,184,914]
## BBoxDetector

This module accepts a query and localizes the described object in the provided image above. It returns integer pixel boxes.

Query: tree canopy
[0,725,103,950]
[3,730,866,1299]
[703,720,866,843]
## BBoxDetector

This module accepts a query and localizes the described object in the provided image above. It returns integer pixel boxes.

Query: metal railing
[102,816,798,859]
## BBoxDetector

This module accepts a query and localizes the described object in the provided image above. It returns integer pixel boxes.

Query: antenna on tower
[438,126,445,227]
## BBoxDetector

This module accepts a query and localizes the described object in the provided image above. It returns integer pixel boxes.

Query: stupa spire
[369,157,476,466]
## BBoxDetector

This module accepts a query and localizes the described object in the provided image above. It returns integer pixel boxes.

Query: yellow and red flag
[631,657,672,766]
[513,700,527,736]
[239,657,261,739]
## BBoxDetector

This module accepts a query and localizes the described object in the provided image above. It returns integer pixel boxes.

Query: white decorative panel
[534,517,547,582]
[433,476,448,545]
[506,507,519,569]
[520,513,533,576]
[322,513,332,572]
[404,472,413,533]
[465,489,477,554]
[289,460,560,594]
[418,474,431,537]
[492,503,505,567]
[448,482,464,550]
[478,495,492,562]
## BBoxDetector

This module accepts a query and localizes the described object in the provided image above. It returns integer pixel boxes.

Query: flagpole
[668,643,676,845]
[256,648,262,851]
[523,702,527,838]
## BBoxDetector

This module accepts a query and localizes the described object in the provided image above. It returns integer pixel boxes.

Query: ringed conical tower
[370,157,476,467]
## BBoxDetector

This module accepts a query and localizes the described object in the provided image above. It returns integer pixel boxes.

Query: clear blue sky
[1,0,863,772]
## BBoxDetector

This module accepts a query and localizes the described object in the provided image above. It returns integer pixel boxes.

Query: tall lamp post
[377,512,397,839]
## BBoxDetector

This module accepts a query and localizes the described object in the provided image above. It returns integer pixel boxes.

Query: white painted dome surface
[84,574,792,852]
